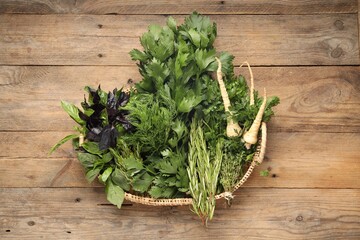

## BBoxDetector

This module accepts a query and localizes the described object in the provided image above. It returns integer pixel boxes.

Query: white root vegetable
[239,61,254,105]
[79,134,84,146]
[215,57,242,137]
[243,88,267,149]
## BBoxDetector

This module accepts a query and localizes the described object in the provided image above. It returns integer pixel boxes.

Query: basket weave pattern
[123,122,267,206]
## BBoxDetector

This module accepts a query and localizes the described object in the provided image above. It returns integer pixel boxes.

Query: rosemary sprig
[187,119,223,225]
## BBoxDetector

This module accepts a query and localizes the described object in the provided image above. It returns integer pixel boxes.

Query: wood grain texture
[0,0,357,15]
[0,66,359,132]
[0,132,359,188]
[1,2,360,238]
[0,188,359,239]
[0,14,358,66]
[0,14,357,37]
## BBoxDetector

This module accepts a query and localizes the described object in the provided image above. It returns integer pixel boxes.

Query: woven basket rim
[123,122,267,206]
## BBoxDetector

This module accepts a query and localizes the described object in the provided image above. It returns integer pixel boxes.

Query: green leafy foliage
[77,152,99,168]
[148,149,189,199]
[187,120,223,225]
[139,24,175,62]
[53,12,280,216]
[132,171,154,193]
[81,142,103,156]
[99,167,113,183]
[49,134,78,154]
[260,170,270,177]
[219,139,247,193]
[111,168,130,191]
[61,101,85,125]
[85,167,101,182]
[106,180,125,209]
[122,94,174,155]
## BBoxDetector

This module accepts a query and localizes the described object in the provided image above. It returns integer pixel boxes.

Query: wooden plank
[0,188,359,239]
[0,0,357,15]
[1,14,357,38]
[0,132,359,188]
[0,14,358,66]
[0,66,359,132]
[0,158,97,188]
[0,35,139,66]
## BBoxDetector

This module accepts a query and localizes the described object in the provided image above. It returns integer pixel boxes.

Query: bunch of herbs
[52,12,280,223]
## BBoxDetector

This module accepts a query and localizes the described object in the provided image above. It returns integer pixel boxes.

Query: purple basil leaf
[79,111,89,121]
[81,95,90,110]
[107,91,116,108]
[122,122,133,131]
[86,127,102,142]
[118,91,130,107]
[99,125,118,150]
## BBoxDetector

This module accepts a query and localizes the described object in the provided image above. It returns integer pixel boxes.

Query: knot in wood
[27,221,35,226]
[296,215,303,222]
[331,47,343,58]
[334,20,344,30]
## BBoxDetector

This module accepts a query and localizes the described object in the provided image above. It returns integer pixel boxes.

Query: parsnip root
[243,88,267,149]
[215,57,242,137]
[239,61,254,106]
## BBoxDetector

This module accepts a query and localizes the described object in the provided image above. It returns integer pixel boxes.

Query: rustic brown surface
[0,188,359,240]
[0,0,359,239]
[0,0,357,15]
[0,14,358,66]
[0,66,359,132]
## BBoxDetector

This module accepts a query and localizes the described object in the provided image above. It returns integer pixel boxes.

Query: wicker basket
[121,122,267,206]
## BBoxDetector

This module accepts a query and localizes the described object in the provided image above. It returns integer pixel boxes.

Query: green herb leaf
[132,172,153,193]
[105,180,125,209]
[129,49,148,62]
[207,52,234,75]
[124,156,144,174]
[111,168,130,191]
[77,152,100,168]
[187,28,201,48]
[97,88,108,106]
[85,167,101,182]
[61,101,85,125]
[49,134,78,154]
[260,170,270,177]
[194,49,215,72]
[177,94,202,113]
[101,152,113,163]
[81,142,103,156]
[100,167,113,183]
[148,185,176,199]
[167,16,177,32]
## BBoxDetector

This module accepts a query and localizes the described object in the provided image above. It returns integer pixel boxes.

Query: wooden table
[0,1,359,239]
